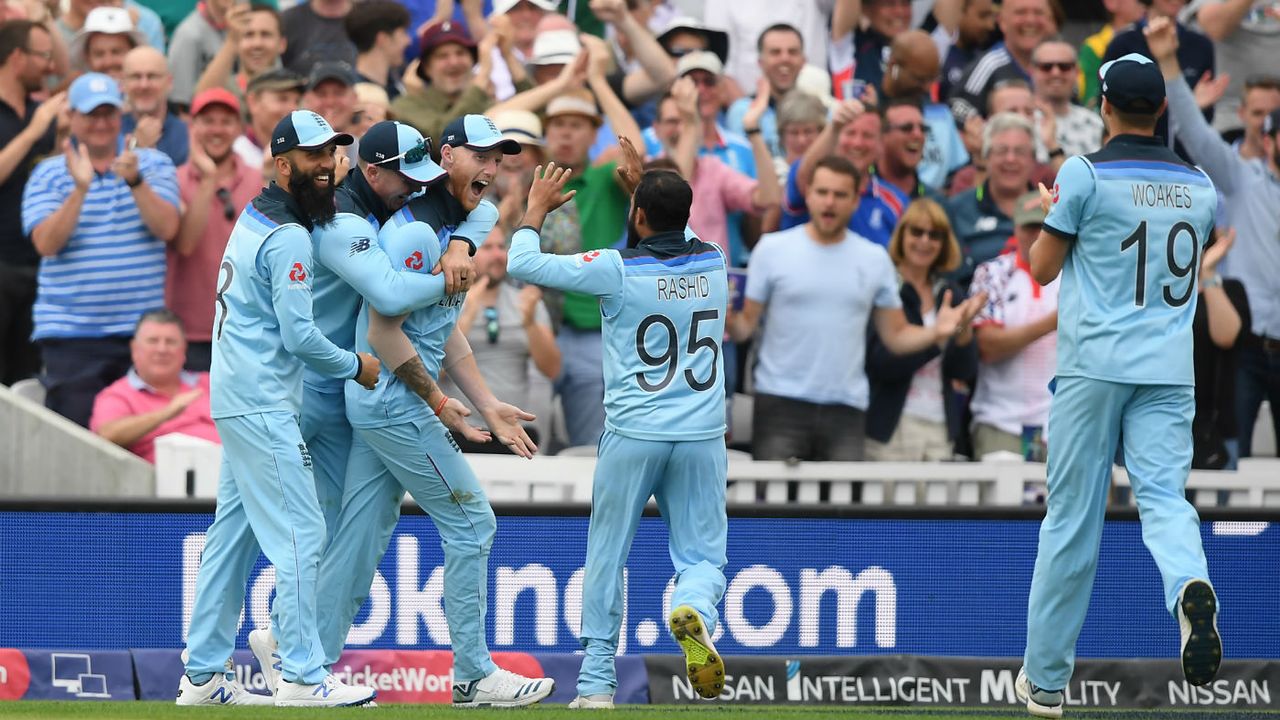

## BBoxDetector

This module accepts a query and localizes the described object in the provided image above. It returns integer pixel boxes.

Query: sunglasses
[888,122,928,134]
[1035,61,1075,73]
[215,187,235,222]
[906,225,946,241]
[484,306,499,344]
[374,137,431,166]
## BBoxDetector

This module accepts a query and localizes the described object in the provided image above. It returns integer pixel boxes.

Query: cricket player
[505,151,729,708]
[178,111,380,707]
[1018,40,1222,718]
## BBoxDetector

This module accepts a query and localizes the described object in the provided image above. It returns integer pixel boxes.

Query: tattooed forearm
[393,355,444,406]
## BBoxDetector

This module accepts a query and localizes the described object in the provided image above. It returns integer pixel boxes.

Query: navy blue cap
[307,61,358,91]
[271,110,354,157]
[440,114,522,155]
[359,120,446,185]
[1100,52,1165,114]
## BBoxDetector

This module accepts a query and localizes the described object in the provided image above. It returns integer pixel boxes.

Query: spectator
[1181,0,1280,134]
[945,112,1037,285]
[880,30,970,191]
[1193,229,1250,469]
[303,61,358,154]
[937,0,998,100]
[537,86,644,447]
[192,3,288,105]
[169,88,262,372]
[877,98,942,202]
[69,6,144,79]
[0,20,61,386]
[829,0,913,96]
[90,309,219,463]
[347,0,411,101]
[446,225,560,451]
[703,0,832,91]
[167,0,234,109]
[728,155,982,461]
[949,79,1059,192]
[788,98,909,247]
[489,109,546,229]
[866,198,979,461]
[22,73,180,427]
[480,0,556,100]
[56,0,164,55]
[947,0,1056,126]
[774,88,826,179]
[392,20,494,153]
[1227,75,1280,161]
[655,15,729,63]
[968,191,1058,459]
[1030,39,1103,158]
[1078,0,1147,107]
[281,0,356,76]
[232,68,303,175]
[352,82,391,137]
[121,46,188,167]
[1151,17,1280,457]
[725,23,804,158]
[592,0,677,107]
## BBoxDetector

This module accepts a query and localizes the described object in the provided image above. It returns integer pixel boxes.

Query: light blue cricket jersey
[1043,134,1217,387]
[507,226,728,441]
[344,195,499,428]
[210,185,358,419]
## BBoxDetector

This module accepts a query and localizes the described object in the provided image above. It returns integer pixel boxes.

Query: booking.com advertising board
[1,512,1277,661]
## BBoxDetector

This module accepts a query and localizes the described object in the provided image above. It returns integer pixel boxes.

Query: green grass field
[4,704,1279,720]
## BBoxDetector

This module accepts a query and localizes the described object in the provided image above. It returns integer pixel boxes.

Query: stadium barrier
[152,433,1280,507]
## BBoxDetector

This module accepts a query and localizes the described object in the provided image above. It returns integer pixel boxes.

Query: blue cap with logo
[271,110,354,157]
[1099,52,1165,114]
[359,120,446,185]
[68,73,124,114]
[440,114,522,155]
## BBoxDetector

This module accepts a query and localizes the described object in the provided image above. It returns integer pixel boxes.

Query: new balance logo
[298,443,312,468]
[210,686,232,704]
[453,680,480,702]
[313,684,333,698]
[349,238,371,255]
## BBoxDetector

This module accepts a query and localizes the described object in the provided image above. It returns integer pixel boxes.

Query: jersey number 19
[1119,220,1199,308]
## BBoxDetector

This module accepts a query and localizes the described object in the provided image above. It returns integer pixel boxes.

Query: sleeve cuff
[1042,222,1077,241]
[449,235,477,256]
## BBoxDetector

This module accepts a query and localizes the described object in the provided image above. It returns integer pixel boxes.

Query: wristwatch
[744,127,762,136]
[1048,147,1065,159]
[1202,274,1223,290]
[126,174,144,188]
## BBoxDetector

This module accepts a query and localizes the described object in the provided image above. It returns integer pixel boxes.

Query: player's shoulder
[1083,137,1209,184]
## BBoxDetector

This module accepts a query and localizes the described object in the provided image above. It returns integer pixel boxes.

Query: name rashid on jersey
[657,274,712,301]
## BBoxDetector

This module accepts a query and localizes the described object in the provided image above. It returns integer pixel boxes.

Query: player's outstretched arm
[317,215,448,317]
[442,327,538,458]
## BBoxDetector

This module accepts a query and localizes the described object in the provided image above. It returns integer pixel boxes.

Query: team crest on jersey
[405,250,424,270]
[288,262,307,282]
[1052,183,1060,204]
[579,250,601,265]
[349,237,371,255]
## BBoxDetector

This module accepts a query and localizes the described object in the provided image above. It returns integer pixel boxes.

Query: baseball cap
[492,110,545,148]
[529,29,580,66]
[68,72,124,114]
[1099,52,1165,114]
[1264,107,1280,137]
[271,110,354,157]
[307,61,357,91]
[491,0,557,14]
[1014,190,1047,227]
[247,68,306,95]
[440,114,522,155]
[417,20,478,82]
[657,16,729,64]
[676,51,724,79]
[71,7,146,69]
[545,93,601,126]
[359,120,446,184]
[190,87,241,116]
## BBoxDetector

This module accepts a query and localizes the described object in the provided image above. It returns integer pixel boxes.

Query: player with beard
[178,110,381,707]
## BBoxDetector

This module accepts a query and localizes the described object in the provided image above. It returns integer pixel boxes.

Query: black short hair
[345,0,411,53]
[881,96,924,118]
[0,20,41,66]
[756,23,802,53]
[248,3,284,35]
[633,170,692,232]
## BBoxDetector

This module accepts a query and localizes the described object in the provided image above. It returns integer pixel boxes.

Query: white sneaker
[1015,667,1063,719]
[275,674,377,707]
[452,667,554,707]
[248,627,281,696]
[669,605,725,700]
[1178,579,1222,686]
[568,693,615,709]
[176,671,274,705]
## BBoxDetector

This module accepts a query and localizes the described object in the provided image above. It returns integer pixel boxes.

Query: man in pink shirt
[91,310,219,463]
[168,86,264,370]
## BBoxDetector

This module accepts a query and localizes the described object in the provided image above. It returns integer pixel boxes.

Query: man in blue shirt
[178,110,380,708]
[507,150,731,708]
[1018,43,1222,718]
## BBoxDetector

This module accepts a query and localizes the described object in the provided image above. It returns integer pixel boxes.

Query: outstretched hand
[615,136,644,195]
[480,402,538,459]
[934,290,987,342]
[527,163,577,215]
[438,398,493,444]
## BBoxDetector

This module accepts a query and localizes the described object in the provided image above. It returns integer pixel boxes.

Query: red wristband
[433,395,450,417]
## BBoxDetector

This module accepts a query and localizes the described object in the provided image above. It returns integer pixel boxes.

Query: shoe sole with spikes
[669,605,724,700]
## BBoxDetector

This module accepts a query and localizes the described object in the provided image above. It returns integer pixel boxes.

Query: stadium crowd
[0,0,1275,469]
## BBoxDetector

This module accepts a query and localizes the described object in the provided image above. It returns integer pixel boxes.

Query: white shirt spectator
[703,0,835,90]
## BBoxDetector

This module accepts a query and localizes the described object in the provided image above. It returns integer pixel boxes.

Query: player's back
[1049,136,1217,386]
[210,202,311,419]
[603,236,729,441]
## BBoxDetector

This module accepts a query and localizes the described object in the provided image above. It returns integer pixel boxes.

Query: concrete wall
[0,384,153,497]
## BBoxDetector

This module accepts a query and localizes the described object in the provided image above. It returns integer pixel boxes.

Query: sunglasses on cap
[373,137,432,167]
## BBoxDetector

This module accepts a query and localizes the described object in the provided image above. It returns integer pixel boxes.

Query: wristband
[352,353,362,380]
[744,127,762,136]
[1048,147,1065,159]
[1202,274,1223,289]
[433,395,450,416]
[126,174,144,188]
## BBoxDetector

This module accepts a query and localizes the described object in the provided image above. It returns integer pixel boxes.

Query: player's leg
[576,431,666,701]
[299,386,354,539]
[1023,377,1126,695]
[315,431,404,668]
[655,436,728,700]
[1122,384,1220,685]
